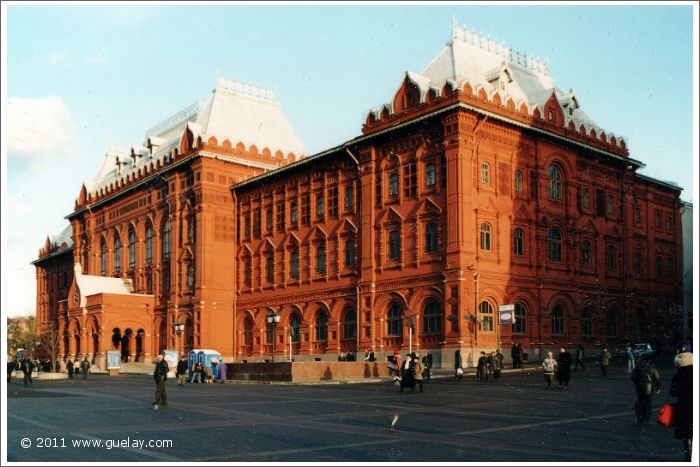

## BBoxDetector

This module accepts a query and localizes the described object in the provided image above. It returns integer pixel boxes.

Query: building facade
[35,24,684,368]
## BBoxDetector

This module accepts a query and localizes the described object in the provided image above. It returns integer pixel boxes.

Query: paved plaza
[5,360,690,463]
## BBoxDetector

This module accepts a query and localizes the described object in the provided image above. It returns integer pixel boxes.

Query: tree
[7,316,38,357]
[38,325,61,372]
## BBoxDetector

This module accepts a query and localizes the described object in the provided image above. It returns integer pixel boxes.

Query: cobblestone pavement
[5,360,691,463]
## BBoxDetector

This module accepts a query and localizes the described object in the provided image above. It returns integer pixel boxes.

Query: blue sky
[3,3,697,316]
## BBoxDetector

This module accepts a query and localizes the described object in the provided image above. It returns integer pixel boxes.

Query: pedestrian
[413,352,425,393]
[421,353,432,381]
[7,356,16,383]
[176,354,188,386]
[190,363,200,383]
[59,359,66,374]
[21,356,34,386]
[73,359,80,376]
[364,348,376,362]
[574,343,587,371]
[511,342,519,368]
[556,347,572,389]
[517,343,525,369]
[67,359,74,379]
[477,351,488,382]
[631,355,660,424]
[670,350,693,461]
[153,351,169,411]
[217,359,227,383]
[626,345,635,374]
[81,357,90,379]
[600,347,612,377]
[542,351,558,388]
[454,349,463,381]
[338,352,346,362]
[204,364,214,383]
[491,351,503,379]
[400,353,415,392]
[347,351,356,362]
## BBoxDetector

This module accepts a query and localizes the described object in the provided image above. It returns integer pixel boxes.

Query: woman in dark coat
[556,347,572,389]
[671,351,692,461]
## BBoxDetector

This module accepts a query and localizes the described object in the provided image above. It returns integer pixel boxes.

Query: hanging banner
[499,304,515,325]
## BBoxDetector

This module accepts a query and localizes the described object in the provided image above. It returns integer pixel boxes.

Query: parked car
[631,342,656,359]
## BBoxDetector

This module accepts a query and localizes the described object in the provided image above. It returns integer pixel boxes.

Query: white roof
[48,224,73,249]
[84,77,306,197]
[73,263,136,308]
[370,22,623,145]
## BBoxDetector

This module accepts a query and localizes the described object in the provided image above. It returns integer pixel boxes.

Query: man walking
[511,343,520,368]
[631,356,661,424]
[574,343,587,371]
[80,357,90,379]
[21,356,34,387]
[176,354,188,386]
[600,347,612,376]
[66,359,74,379]
[556,347,572,389]
[153,351,169,410]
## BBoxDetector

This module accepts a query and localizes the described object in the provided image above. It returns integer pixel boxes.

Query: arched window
[606,310,617,337]
[548,228,562,262]
[387,303,403,337]
[552,305,565,335]
[581,306,593,336]
[389,230,401,260]
[479,301,494,332]
[581,240,591,266]
[113,236,121,275]
[548,165,563,200]
[514,170,523,193]
[316,311,328,341]
[243,317,254,347]
[422,300,441,334]
[480,223,491,251]
[343,310,356,340]
[606,244,616,270]
[290,315,301,343]
[162,220,171,259]
[426,163,436,187]
[389,172,399,197]
[100,238,107,276]
[513,228,524,256]
[145,223,153,265]
[480,162,490,185]
[128,228,136,268]
[425,222,438,253]
[512,302,527,334]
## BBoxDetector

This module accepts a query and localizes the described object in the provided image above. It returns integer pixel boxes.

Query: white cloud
[7,96,78,156]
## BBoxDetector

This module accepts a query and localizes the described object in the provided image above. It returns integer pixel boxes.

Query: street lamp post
[406,316,415,356]
[266,312,281,364]
[173,322,184,355]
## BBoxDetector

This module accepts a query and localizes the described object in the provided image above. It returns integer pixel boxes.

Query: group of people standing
[475,350,504,381]
[7,355,91,386]
[387,349,431,392]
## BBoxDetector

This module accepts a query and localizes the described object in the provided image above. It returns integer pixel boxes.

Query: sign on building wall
[499,304,515,325]
[107,351,121,369]
[163,350,179,376]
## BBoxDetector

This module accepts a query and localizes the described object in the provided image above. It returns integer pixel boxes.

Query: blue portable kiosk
[188,349,221,381]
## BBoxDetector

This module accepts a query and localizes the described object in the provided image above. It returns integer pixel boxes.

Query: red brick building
[35,24,683,368]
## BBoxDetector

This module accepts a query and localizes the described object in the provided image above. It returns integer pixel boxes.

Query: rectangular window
[425,163,436,188]
[634,206,641,225]
[345,239,356,267]
[389,172,399,197]
[316,194,325,219]
[582,188,589,209]
[267,208,273,234]
[514,171,523,193]
[655,211,662,228]
[344,185,354,210]
[440,156,447,190]
[376,173,382,207]
[389,231,401,260]
[187,263,194,289]
[266,255,274,283]
[253,210,261,239]
[276,201,285,232]
[655,255,662,279]
[607,195,615,215]
[244,261,252,288]
[596,189,605,216]
[316,245,326,274]
[667,257,674,279]
[634,251,642,276]
[328,186,338,217]
[162,265,170,296]
[290,201,298,226]
[425,222,438,253]
[666,215,673,232]
[290,250,299,279]
[188,214,196,244]
[606,245,616,270]
[403,162,416,197]
[244,215,251,239]
[301,194,310,225]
